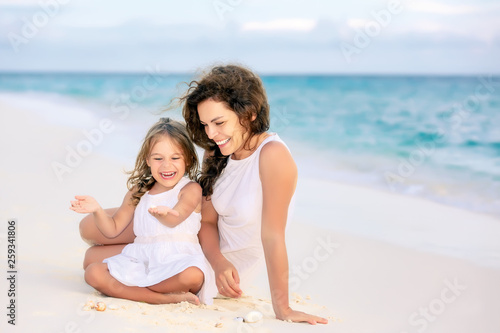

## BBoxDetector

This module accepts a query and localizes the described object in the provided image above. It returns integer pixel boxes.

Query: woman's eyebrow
[210,116,224,122]
[201,116,224,124]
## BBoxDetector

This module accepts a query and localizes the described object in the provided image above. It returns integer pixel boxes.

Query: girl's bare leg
[147,266,204,295]
[85,263,202,305]
[79,208,135,246]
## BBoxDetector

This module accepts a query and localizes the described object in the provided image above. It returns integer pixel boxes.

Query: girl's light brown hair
[180,64,270,197]
[127,117,198,205]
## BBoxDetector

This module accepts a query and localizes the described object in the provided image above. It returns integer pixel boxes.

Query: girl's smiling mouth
[160,172,176,179]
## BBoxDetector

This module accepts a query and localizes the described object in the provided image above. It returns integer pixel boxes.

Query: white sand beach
[1,101,500,333]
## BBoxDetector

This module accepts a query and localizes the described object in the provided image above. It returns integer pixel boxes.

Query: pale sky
[0,0,499,74]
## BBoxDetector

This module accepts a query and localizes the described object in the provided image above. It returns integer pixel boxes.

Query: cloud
[408,1,485,15]
[242,19,317,32]
[0,0,39,5]
[346,18,369,29]
[1,2,499,74]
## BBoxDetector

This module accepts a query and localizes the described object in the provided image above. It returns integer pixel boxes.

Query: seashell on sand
[85,300,95,309]
[215,322,223,328]
[243,311,263,323]
[95,301,106,311]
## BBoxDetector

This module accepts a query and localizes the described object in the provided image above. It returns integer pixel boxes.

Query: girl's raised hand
[70,195,101,214]
[148,205,180,218]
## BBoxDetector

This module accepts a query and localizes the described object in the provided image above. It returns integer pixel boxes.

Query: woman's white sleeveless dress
[210,134,294,292]
[103,177,215,304]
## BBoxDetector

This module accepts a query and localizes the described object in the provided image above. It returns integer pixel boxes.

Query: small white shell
[243,311,263,323]
[150,205,157,209]
[107,304,119,310]
[95,302,106,311]
[82,304,93,311]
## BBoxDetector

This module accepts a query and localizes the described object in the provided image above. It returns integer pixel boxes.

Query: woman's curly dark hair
[179,64,270,197]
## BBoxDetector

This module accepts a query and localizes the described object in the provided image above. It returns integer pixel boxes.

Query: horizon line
[1,70,499,78]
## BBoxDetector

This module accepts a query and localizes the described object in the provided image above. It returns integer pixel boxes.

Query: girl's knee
[79,214,98,245]
[84,263,104,288]
[182,267,204,290]
[83,246,100,269]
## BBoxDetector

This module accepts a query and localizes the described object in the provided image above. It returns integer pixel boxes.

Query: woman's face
[197,99,249,157]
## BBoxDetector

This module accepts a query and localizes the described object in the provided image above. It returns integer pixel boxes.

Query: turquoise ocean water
[1,72,499,218]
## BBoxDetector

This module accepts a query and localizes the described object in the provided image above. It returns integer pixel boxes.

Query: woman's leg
[79,207,135,268]
[83,244,127,269]
[85,263,200,305]
[79,208,135,246]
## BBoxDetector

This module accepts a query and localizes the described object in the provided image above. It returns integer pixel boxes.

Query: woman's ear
[251,113,257,121]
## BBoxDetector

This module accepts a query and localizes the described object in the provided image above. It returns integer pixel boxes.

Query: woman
[80,64,327,325]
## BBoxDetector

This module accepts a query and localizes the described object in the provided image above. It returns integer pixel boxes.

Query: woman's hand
[148,205,180,218]
[70,195,101,214]
[213,258,242,298]
[276,307,328,325]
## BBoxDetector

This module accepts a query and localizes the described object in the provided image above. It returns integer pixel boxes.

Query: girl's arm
[198,197,242,298]
[148,182,202,228]
[70,190,135,239]
[260,141,328,325]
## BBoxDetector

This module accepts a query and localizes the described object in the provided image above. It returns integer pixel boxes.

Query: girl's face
[147,135,186,191]
[198,99,249,158]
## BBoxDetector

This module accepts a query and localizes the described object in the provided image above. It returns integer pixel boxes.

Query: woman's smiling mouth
[215,138,230,146]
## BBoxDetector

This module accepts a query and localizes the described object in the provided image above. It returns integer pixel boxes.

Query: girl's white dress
[103,177,215,304]
[210,134,294,292]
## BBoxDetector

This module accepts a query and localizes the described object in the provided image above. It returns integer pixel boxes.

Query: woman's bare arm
[260,141,328,325]
[198,197,242,298]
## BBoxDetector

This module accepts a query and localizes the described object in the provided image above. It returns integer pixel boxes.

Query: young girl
[70,117,214,305]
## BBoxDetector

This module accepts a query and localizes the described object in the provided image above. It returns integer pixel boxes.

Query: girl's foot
[163,292,200,305]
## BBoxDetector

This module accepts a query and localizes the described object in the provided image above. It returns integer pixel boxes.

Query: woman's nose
[206,125,217,139]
